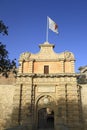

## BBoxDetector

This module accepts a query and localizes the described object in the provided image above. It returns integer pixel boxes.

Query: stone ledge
[17,73,79,78]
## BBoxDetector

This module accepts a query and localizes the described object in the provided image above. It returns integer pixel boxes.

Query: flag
[48,17,58,34]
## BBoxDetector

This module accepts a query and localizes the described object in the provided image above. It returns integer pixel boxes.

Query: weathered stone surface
[0,42,86,130]
[0,85,15,129]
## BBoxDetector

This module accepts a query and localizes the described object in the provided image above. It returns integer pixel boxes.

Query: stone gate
[12,42,83,130]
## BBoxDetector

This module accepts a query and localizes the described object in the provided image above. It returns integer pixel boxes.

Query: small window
[44,66,49,74]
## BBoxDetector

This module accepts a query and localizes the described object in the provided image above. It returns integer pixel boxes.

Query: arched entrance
[38,107,54,129]
[36,95,55,129]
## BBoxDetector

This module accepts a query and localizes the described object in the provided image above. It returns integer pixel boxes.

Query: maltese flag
[48,17,58,34]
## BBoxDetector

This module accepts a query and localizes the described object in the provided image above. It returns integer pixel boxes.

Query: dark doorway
[38,108,54,129]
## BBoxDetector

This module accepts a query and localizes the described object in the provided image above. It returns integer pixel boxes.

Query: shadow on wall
[57,98,84,129]
[4,103,32,130]
[3,98,85,130]
[82,105,87,129]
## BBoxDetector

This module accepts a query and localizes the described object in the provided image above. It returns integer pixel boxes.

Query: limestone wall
[0,85,15,130]
[81,84,87,130]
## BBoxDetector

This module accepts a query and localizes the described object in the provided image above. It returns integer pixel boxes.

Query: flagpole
[46,16,48,42]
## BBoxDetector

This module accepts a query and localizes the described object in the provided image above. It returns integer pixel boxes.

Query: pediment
[19,42,75,61]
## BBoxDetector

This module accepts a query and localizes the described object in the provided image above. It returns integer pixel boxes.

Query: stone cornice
[17,73,79,78]
[34,59,64,62]
[39,43,55,48]
[34,58,75,62]
[19,58,75,62]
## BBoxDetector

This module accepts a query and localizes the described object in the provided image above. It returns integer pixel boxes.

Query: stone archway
[36,95,55,130]
[38,107,54,129]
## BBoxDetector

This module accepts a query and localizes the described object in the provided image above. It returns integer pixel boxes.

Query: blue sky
[0,0,87,72]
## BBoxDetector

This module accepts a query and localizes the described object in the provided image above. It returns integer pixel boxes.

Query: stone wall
[0,74,16,85]
[81,84,87,130]
[0,41,86,130]
[0,85,15,130]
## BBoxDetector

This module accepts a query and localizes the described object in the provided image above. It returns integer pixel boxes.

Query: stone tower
[12,42,83,130]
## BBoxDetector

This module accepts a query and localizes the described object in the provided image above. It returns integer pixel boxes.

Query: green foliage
[0,20,8,35]
[0,20,16,77]
[77,75,87,84]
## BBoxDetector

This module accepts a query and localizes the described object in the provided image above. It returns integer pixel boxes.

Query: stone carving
[19,52,31,61]
[64,51,74,60]
[43,96,50,104]
[38,95,53,106]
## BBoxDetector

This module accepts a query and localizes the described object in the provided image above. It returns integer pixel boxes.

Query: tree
[0,20,16,77]
[77,66,87,84]
[0,20,8,35]
[77,74,87,84]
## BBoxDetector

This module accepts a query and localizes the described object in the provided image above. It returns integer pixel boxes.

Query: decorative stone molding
[64,51,75,61]
[39,42,55,48]
[19,52,31,61]
[17,73,79,78]
[34,58,65,62]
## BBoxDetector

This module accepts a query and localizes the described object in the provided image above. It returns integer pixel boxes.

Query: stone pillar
[55,84,66,130]
[18,61,23,73]
[29,60,34,73]
[12,77,32,129]
[20,83,32,129]
[66,84,82,130]
[12,84,21,126]
[60,61,64,73]
[71,61,75,73]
